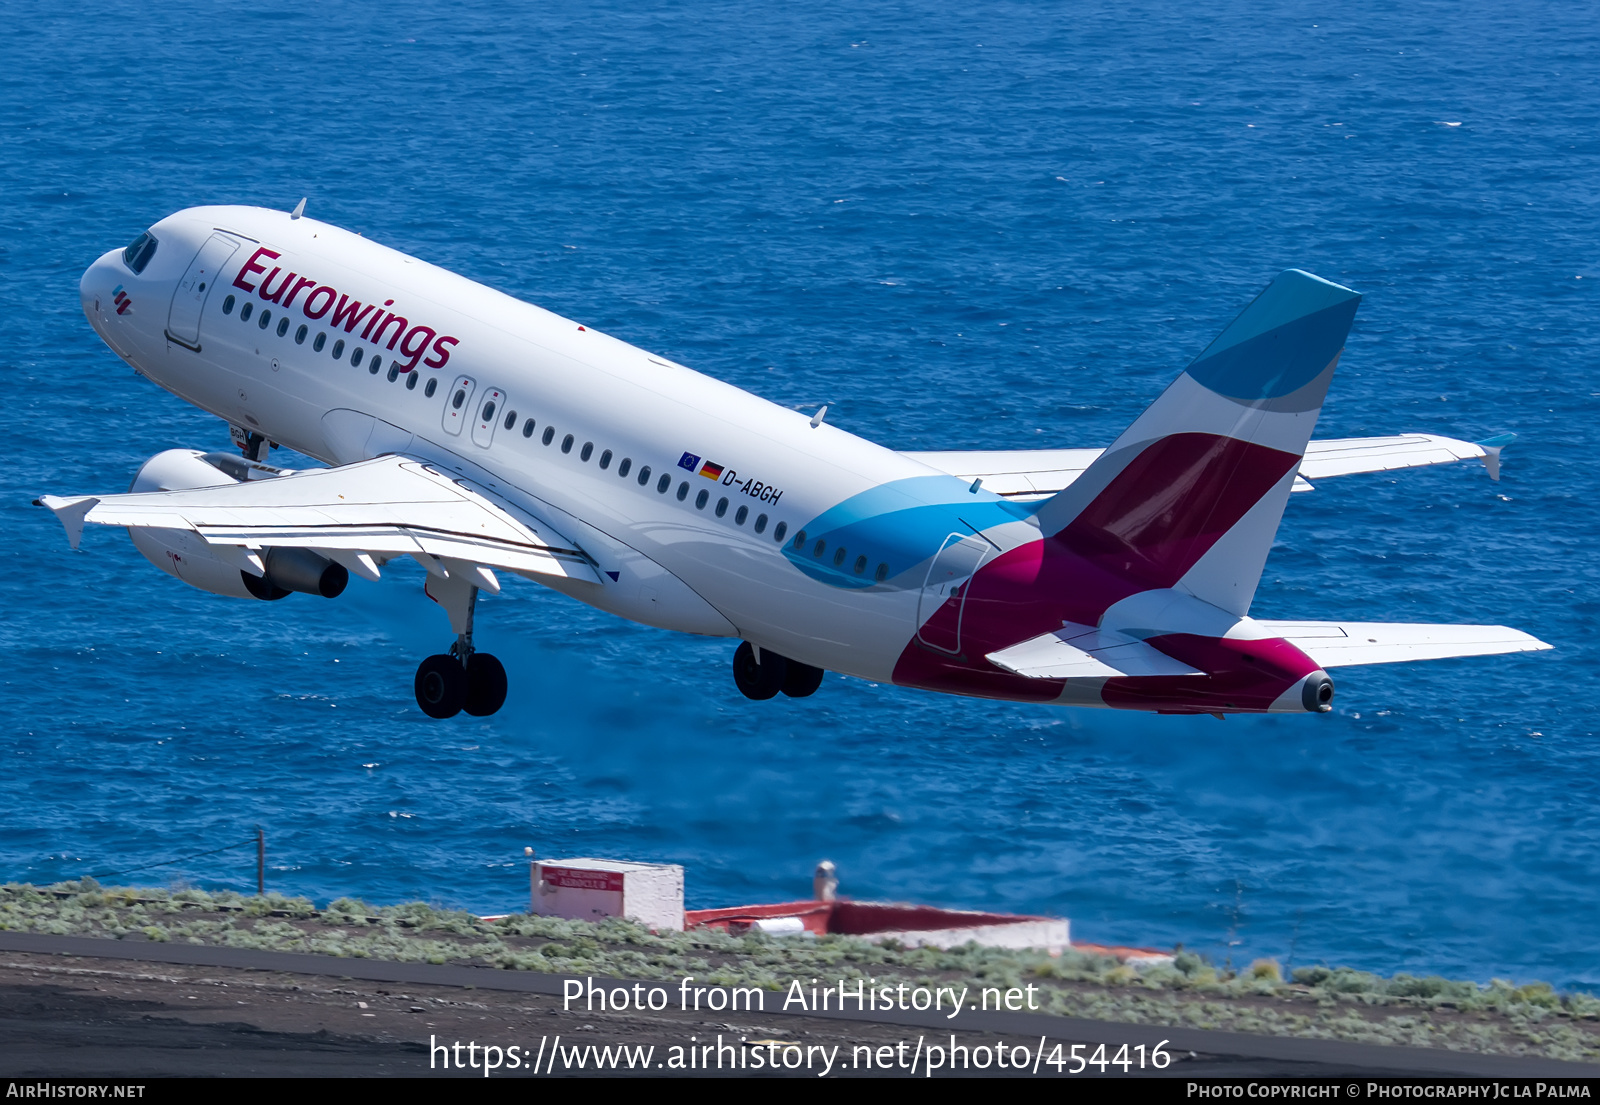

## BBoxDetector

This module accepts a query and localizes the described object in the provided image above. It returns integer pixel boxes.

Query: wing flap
[987,624,1204,679]
[1253,620,1552,667]
[40,454,602,585]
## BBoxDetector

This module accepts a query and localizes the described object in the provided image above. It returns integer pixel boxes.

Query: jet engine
[127,449,348,601]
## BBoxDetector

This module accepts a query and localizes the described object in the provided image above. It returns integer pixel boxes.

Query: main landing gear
[732,641,825,701]
[413,574,508,719]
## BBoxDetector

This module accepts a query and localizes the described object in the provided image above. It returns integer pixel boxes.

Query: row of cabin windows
[469,390,793,546]
[219,295,812,559]
[221,293,442,399]
[789,528,891,583]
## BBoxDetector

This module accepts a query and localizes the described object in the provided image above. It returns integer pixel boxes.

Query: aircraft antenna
[290,197,307,220]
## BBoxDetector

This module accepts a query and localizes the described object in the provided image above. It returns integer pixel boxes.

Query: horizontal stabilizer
[1252,620,1551,668]
[987,624,1204,680]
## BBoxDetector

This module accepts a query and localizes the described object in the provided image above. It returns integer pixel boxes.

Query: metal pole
[526,847,535,914]
[256,828,265,896]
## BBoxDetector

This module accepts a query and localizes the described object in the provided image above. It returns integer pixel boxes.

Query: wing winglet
[35,495,101,550]
[1475,432,1516,481]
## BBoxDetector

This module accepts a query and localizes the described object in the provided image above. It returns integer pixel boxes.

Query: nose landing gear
[413,568,509,719]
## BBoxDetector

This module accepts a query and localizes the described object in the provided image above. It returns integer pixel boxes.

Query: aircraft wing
[37,454,602,587]
[903,433,1510,498]
[1250,620,1551,668]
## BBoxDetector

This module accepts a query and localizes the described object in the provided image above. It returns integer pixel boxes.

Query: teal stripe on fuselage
[785,475,1037,589]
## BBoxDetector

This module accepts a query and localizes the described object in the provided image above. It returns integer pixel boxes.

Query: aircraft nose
[80,251,123,326]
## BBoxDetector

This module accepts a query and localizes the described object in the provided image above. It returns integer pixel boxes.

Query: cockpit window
[122,232,159,274]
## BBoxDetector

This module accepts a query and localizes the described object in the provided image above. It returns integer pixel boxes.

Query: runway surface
[1,933,1594,1078]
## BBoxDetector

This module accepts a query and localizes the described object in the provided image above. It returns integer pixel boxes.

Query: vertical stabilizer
[1035,270,1361,615]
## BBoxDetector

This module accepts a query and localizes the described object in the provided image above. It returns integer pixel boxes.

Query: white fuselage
[80,205,996,682]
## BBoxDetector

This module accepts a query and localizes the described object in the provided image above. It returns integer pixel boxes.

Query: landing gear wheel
[781,661,824,698]
[732,641,787,700]
[414,654,467,719]
[464,652,508,717]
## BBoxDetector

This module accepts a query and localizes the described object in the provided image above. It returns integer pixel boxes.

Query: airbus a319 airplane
[42,202,1549,720]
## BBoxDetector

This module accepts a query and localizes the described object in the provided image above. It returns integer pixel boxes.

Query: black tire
[732,641,786,701]
[464,652,508,717]
[781,660,824,698]
[414,654,466,719]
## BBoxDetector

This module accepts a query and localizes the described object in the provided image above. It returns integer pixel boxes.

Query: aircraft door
[470,387,506,448]
[441,375,476,436]
[916,532,990,655]
[167,233,241,350]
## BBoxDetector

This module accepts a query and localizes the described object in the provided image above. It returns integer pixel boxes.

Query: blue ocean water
[2,1,1598,989]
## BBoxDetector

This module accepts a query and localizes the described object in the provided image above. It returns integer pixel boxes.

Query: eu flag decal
[678,452,701,472]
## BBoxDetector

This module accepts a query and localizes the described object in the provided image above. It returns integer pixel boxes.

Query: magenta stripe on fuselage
[892,432,1304,704]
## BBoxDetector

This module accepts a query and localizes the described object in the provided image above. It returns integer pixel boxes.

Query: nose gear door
[167,233,241,350]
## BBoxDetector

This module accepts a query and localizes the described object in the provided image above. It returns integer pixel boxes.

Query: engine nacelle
[127,449,347,601]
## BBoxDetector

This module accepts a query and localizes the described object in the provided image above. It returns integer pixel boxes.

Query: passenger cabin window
[599,449,612,469]
[504,410,517,431]
[581,442,593,462]
[313,332,326,352]
[257,310,271,330]
[240,302,253,321]
[331,338,345,359]
[656,473,671,494]
[425,377,438,398]
[618,458,631,477]
[773,522,788,543]
[295,324,307,344]
[676,482,689,501]
[122,232,158,274]
[387,364,400,382]
[222,295,235,315]
[875,563,889,582]
[754,514,768,534]
[636,465,651,486]
[276,317,290,337]
[542,426,555,446]
[351,347,364,367]
[522,418,535,438]
[406,371,418,390]
[735,505,748,525]
[561,434,574,454]
[715,497,729,518]
[696,489,709,509]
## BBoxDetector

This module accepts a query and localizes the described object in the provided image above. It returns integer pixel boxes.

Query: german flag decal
[698,460,725,481]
